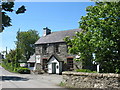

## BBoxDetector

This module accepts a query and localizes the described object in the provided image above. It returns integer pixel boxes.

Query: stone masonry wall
[35,43,83,71]
[62,72,120,89]
[35,43,75,62]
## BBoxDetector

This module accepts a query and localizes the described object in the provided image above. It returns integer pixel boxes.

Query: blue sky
[0,2,95,52]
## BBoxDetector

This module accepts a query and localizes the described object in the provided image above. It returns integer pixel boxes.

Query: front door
[52,63,56,74]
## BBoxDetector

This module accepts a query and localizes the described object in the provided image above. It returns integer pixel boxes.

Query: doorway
[52,63,56,74]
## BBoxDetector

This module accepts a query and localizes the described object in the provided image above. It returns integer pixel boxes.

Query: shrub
[17,67,30,74]
[59,82,66,87]
[1,62,14,72]
[75,69,97,73]
[115,69,120,74]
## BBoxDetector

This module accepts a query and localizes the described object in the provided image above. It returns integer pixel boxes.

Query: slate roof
[35,28,82,44]
[27,54,36,63]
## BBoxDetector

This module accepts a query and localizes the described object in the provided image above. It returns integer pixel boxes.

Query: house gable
[47,54,63,63]
[47,55,63,74]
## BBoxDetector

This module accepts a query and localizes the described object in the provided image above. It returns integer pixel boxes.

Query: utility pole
[6,47,8,55]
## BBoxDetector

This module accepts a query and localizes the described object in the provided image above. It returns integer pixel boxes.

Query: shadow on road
[0,76,29,81]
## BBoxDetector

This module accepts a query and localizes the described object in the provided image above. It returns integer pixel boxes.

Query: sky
[0,2,95,52]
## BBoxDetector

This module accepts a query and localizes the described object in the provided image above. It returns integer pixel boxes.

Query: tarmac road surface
[0,66,66,89]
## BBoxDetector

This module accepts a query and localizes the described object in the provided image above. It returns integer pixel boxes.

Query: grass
[1,62,18,73]
[59,81,66,87]
[59,82,75,88]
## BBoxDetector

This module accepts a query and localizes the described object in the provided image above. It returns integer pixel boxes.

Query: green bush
[115,69,120,74]
[75,69,97,73]
[17,67,30,74]
[2,63,12,71]
[59,82,66,87]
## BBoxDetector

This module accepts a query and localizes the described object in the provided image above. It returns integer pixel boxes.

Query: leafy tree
[16,30,40,62]
[2,30,39,71]
[3,49,16,71]
[65,2,120,73]
[0,1,26,32]
[2,48,22,71]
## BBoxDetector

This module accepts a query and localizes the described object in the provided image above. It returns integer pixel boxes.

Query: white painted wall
[36,55,41,63]
[48,56,62,74]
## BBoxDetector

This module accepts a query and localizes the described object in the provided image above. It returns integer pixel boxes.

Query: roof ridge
[52,28,81,33]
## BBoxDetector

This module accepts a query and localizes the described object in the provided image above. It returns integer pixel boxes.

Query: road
[0,66,65,89]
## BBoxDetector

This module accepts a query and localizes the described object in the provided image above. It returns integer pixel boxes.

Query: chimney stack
[43,27,51,36]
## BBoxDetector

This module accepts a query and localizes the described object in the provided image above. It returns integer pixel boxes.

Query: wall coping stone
[62,71,120,78]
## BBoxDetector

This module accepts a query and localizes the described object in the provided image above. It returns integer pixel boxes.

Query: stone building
[28,27,95,74]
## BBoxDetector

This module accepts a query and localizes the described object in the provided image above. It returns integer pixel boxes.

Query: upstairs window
[42,44,47,55]
[54,44,59,53]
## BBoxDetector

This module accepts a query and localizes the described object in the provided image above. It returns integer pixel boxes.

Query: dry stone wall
[62,72,120,89]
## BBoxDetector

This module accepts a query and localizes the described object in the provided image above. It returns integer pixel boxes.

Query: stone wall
[62,72,120,89]
[35,43,83,71]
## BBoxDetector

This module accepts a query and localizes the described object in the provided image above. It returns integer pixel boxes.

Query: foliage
[16,30,40,62]
[2,49,20,72]
[75,69,97,73]
[2,60,17,72]
[65,2,120,73]
[59,81,74,88]
[59,82,66,87]
[1,1,26,32]
[17,67,30,74]
[1,30,39,73]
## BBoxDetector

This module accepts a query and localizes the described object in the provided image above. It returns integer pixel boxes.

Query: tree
[0,1,26,32]
[65,2,120,73]
[16,30,40,62]
[3,49,16,71]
